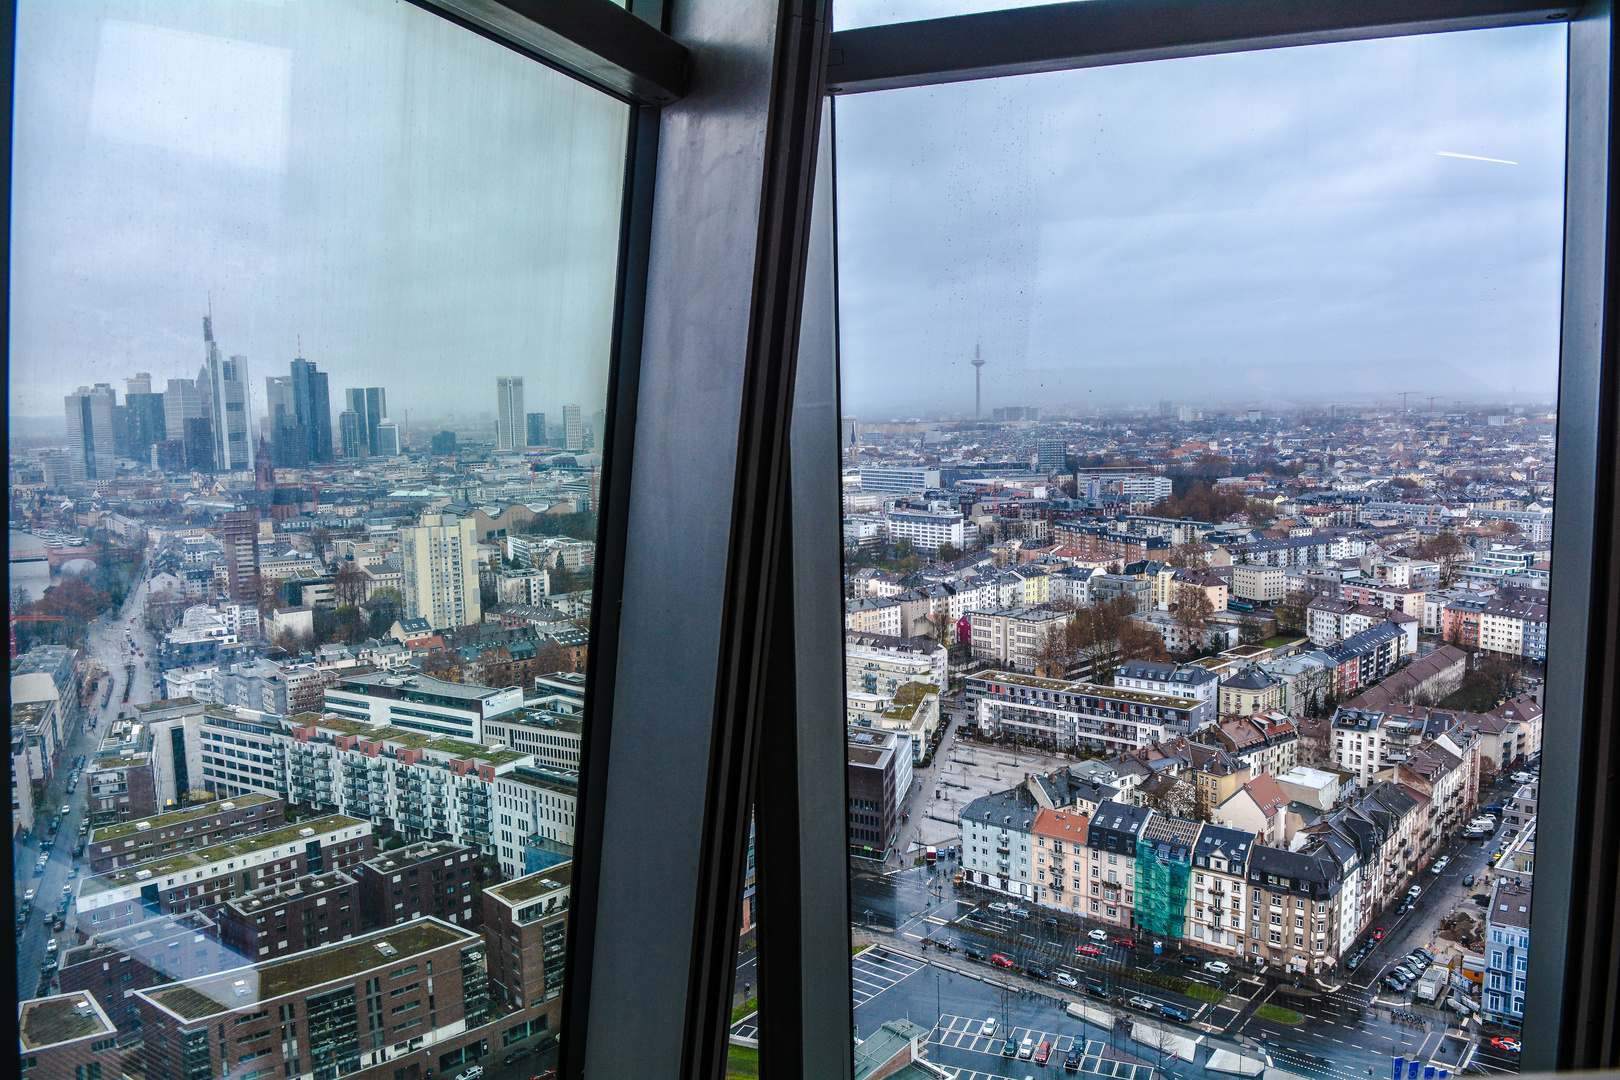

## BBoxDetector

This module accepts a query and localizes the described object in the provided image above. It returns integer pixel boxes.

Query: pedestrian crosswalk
[852,947,928,1006]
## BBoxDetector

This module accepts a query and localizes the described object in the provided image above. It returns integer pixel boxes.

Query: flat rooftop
[20,993,115,1049]
[335,670,513,701]
[977,670,1202,708]
[83,815,367,895]
[145,919,474,1020]
[91,793,278,842]
[486,862,574,907]
[360,839,473,873]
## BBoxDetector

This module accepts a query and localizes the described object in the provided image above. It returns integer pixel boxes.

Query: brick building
[356,840,484,930]
[57,912,240,1036]
[19,992,121,1080]
[480,864,572,1012]
[86,794,284,874]
[218,870,361,960]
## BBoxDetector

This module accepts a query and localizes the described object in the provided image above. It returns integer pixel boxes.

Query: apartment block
[324,670,524,744]
[74,815,374,934]
[966,606,1069,672]
[481,864,572,1012]
[19,992,121,1080]
[218,870,361,959]
[356,841,482,930]
[134,918,490,1080]
[969,670,1214,753]
[401,513,482,630]
[1230,564,1285,603]
[57,913,240,1037]
[848,727,912,862]
[87,793,284,874]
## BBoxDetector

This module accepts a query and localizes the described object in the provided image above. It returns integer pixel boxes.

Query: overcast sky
[9,0,625,427]
[833,21,1569,417]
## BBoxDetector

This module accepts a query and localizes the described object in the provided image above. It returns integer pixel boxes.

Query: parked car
[1019,1036,1036,1059]
[1065,1047,1083,1072]
[1432,857,1450,874]
[1178,954,1200,967]
[1346,956,1361,970]
[1035,1040,1053,1065]
[1076,944,1102,956]
[1129,996,1156,1011]
[1043,917,1060,929]
[990,953,1014,968]
[1025,965,1049,980]
[504,1049,532,1066]
[1002,1037,1018,1057]
[1204,960,1231,975]
[1462,874,1475,887]
[1161,1005,1190,1022]
[1415,948,1435,962]
[1114,937,1136,948]
[965,947,987,961]
[981,1018,998,1037]
[1087,929,1109,942]
[458,1067,484,1080]
[1085,983,1109,1000]
[1055,972,1080,988]
[989,902,1013,914]
[23,889,34,904]
[1407,885,1422,898]
[1491,1038,1522,1053]
[1011,908,1031,919]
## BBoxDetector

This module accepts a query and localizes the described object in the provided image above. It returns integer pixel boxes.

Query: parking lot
[852,947,930,1007]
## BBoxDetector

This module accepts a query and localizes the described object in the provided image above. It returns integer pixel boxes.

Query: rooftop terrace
[487,862,574,906]
[20,993,115,1049]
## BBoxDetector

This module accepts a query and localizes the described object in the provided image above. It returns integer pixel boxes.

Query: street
[14,570,156,1002]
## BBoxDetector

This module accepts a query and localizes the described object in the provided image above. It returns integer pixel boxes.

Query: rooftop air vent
[221,802,236,810]
[299,828,316,837]
[375,941,399,957]
[135,822,151,831]
[135,870,153,880]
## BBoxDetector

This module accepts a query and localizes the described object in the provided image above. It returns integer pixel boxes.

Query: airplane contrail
[1436,151,1518,165]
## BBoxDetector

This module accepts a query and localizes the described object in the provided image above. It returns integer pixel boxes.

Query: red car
[1114,937,1136,948]
[1490,1038,1521,1053]
[1076,944,1103,956]
[990,953,1014,968]
[1371,927,1386,940]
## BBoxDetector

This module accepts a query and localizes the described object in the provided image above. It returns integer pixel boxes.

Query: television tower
[972,340,986,420]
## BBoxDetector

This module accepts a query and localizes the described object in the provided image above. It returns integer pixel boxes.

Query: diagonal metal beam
[827,0,1579,94]
[416,0,690,105]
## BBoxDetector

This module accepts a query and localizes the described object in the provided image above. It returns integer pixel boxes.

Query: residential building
[57,912,240,1037]
[1084,801,1152,930]
[482,864,572,1013]
[1134,812,1202,939]
[1112,659,1220,703]
[1218,669,1283,718]
[1230,564,1285,603]
[74,815,374,934]
[844,597,902,636]
[133,917,490,1080]
[1029,808,1089,912]
[1187,825,1253,957]
[400,514,483,630]
[886,509,976,552]
[845,632,949,701]
[966,607,1069,672]
[1211,774,1291,846]
[1245,843,1344,975]
[19,993,121,1080]
[959,786,1040,898]
[1479,594,1550,662]
[969,670,1214,753]
[86,793,285,874]
[849,727,912,862]
[356,840,482,930]
[217,870,361,959]
[1483,879,1532,1023]
[489,764,578,878]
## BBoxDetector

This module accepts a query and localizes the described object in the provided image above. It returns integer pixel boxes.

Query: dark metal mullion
[825,0,1579,94]
[558,100,661,1080]
[412,0,690,106]
[685,3,833,1079]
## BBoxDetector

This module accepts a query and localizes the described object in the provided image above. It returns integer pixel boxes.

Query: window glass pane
[10,2,626,1076]
[835,26,1560,1078]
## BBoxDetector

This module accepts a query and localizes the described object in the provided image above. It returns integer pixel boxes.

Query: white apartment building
[845,635,948,699]
[401,513,482,630]
[859,466,941,494]
[967,607,1069,672]
[491,767,578,879]
[885,509,976,553]
[1230,564,1286,603]
[324,670,524,744]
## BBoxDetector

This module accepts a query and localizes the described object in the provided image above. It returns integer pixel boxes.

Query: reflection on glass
[834,26,1561,1079]
[10,2,626,1078]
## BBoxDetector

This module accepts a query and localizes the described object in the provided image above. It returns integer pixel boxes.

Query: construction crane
[1399,391,1415,413]
[11,613,67,659]
[1427,396,1442,417]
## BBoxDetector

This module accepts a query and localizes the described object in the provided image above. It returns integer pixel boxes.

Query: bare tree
[331,559,368,607]
[1164,543,1211,571]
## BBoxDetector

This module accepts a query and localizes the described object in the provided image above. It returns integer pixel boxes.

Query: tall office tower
[375,419,402,456]
[345,387,388,455]
[183,416,216,472]
[111,404,132,458]
[264,376,307,467]
[123,379,167,463]
[431,430,458,456]
[203,315,251,470]
[163,377,207,442]
[290,356,334,463]
[64,384,117,481]
[219,508,262,602]
[400,514,482,630]
[497,377,525,450]
[338,409,365,459]
[526,412,547,449]
[563,404,583,451]
[1158,400,1174,416]
[1036,439,1066,474]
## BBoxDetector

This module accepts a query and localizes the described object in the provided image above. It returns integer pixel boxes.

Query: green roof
[146,920,473,1020]
[84,815,365,892]
[91,793,277,842]
[881,681,939,721]
[979,670,1202,708]
[19,995,113,1049]
[487,862,573,906]
[300,721,525,765]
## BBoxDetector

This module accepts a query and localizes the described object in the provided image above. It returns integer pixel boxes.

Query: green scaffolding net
[1135,835,1191,939]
